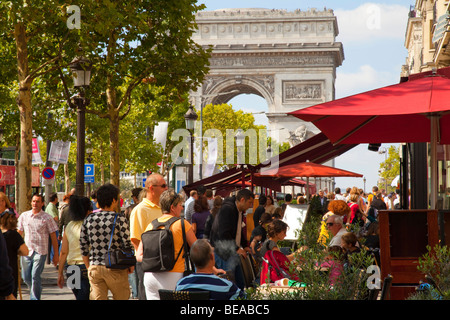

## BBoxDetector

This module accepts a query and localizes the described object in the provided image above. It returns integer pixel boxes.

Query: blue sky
[198,1,413,192]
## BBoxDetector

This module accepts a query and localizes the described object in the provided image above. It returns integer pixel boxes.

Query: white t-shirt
[328,227,347,247]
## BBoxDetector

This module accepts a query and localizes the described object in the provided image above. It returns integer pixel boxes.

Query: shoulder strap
[270,250,281,270]
[180,217,193,272]
[269,250,288,278]
[151,216,180,230]
[108,213,119,251]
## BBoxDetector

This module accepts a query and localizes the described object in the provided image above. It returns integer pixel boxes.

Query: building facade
[403,0,450,209]
[192,8,344,144]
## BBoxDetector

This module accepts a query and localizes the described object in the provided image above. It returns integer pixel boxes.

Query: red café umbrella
[255,162,363,178]
[255,162,362,200]
[288,71,450,209]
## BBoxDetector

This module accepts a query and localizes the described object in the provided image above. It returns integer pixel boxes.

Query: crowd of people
[0,177,390,301]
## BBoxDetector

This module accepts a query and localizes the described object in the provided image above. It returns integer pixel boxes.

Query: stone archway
[191,7,344,145]
[201,75,274,108]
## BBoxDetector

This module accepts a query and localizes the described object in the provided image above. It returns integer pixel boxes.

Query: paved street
[18,263,76,300]
[18,263,137,300]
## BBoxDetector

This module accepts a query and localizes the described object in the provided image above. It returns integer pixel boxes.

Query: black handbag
[105,213,136,269]
[181,218,194,276]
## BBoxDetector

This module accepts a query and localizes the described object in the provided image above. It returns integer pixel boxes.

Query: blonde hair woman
[136,189,224,300]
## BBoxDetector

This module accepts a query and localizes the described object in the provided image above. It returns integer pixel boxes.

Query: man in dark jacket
[210,189,254,289]
[371,192,387,211]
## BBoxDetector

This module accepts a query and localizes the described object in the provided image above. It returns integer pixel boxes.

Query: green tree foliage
[407,245,450,300]
[378,145,400,192]
[0,1,211,208]
[119,85,174,177]
[68,0,211,186]
[202,103,266,167]
[0,0,76,212]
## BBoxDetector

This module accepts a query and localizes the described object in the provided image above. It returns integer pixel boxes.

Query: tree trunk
[64,163,70,194]
[106,31,120,188]
[14,22,33,214]
[109,110,120,187]
[14,135,20,210]
[100,143,105,185]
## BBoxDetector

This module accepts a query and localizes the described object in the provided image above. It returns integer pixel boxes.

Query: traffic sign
[42,167,55,180]
[84,164,94,176]
[85,176,95,184]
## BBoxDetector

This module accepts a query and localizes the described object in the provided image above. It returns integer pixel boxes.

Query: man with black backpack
[129,173,167,300]
[136,189,197,299]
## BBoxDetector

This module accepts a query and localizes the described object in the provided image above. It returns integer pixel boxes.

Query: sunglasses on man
[152,184,167,188]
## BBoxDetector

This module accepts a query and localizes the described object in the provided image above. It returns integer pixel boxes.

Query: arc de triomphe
[191,8,344,146]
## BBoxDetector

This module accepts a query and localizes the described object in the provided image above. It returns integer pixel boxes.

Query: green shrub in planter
[407,245,450,300]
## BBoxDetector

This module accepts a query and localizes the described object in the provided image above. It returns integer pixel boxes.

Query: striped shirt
[176,273,243,300]
[18,210,58,256]
[79,211,132,265]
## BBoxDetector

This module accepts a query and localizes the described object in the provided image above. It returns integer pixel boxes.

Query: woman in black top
[0,193,29,298]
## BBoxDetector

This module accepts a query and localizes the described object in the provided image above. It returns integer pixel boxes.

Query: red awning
[288,66,450,209]
[288,72,450,145]
[183,132,356,194]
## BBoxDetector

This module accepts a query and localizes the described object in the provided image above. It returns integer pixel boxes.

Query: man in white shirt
[326,214,346,247]
[183,190,198,221]
[334,188,346,201]
[18,194,59,300]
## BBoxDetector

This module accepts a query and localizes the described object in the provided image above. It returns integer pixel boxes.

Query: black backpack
[141,216,184,272]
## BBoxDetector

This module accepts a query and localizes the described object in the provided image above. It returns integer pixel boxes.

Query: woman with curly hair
[317,200,350,246]
[260,219,296,261]
[259,220,301,284]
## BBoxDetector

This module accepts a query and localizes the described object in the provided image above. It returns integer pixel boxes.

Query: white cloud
[336,64,398,98]
[334,3,410,43]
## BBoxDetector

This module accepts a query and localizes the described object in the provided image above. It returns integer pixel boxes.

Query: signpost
[84,164,94,181]
[84,164,95,196]
[42,167,55,180]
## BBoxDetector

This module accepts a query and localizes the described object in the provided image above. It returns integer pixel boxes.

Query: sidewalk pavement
[18,263,140,300]
[18,263,76,300]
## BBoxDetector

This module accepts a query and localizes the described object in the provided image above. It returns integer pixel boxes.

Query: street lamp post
[363,176,366,194]
[86,138,93,198]
[0,126,3,192]
[70,54,92,197]
[184,105,198,185]
[0,126,3,166]
[378,147,388,192]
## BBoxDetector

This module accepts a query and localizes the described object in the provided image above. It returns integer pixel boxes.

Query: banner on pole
[32,138,43,164]
[48,140,71,164]
[153,122,169,151]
